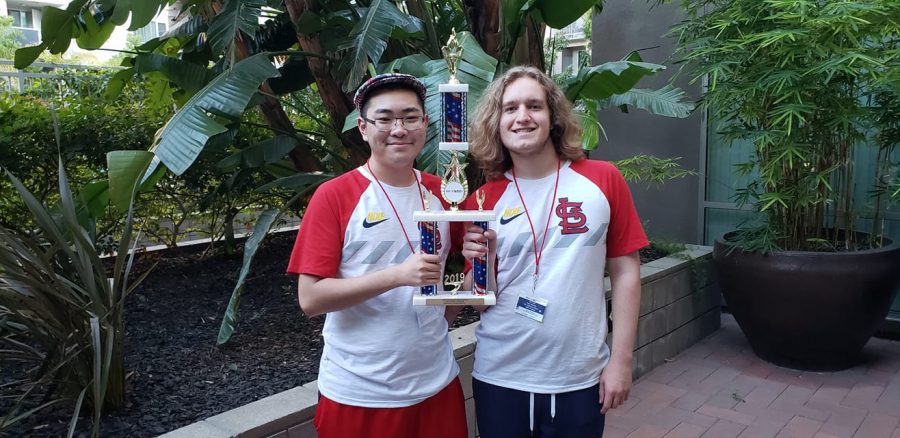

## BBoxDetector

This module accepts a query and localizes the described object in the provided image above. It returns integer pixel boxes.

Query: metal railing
[559,22,586,39]
[0,59,119,96]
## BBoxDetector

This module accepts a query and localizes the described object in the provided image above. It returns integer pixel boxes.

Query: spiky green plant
[0,159,151,437]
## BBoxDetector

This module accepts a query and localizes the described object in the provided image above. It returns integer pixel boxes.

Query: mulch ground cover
[1,232,667,437]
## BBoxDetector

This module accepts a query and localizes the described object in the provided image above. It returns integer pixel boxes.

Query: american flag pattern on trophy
[442,91,467,143]
[473,220,489,295]
[419,221,437,295]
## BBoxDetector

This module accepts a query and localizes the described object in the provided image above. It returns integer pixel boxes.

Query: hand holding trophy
[412,30,496,306]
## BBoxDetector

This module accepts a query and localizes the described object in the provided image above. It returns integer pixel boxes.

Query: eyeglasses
[362,115,426,131]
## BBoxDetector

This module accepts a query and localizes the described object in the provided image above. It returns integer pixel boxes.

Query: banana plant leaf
[151,53,280,176]
[535,0,602,29]
[160,15,207,39]
[75,180,111,227]
[107,150,155,212]
[217,135,303,170]
[254,172,335,193]
[215,207,277,344]
[207,0,267,57]
[13,0,162,67]
[598,85,696,118]
[335,0,422,92]
[133,53,212,95]
[576,103,607,152]
[98,0,168,30]
[563,60,666,103]
[75,10,116,50]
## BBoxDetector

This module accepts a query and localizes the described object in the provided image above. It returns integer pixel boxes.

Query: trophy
[413,30,496,306]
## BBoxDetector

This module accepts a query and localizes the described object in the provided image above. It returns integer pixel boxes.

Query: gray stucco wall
[590,1,703,244]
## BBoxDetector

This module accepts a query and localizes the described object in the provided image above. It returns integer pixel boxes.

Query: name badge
[515,295,549,323]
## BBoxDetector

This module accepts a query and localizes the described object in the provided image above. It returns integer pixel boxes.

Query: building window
[9,9,34,29]
[561,48,575,71]
[134,21,168,43]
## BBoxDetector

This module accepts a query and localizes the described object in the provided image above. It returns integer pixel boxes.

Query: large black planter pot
[713,233,900,371]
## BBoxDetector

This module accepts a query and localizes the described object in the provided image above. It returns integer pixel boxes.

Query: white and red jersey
[462,159,648,394]
[287,166,457,408]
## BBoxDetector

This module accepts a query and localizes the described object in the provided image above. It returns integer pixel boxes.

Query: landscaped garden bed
[1,230,679,437]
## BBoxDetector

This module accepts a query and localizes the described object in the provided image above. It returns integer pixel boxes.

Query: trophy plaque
[413,30,496,306]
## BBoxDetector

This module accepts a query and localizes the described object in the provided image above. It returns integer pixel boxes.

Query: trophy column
[412,30,496,306]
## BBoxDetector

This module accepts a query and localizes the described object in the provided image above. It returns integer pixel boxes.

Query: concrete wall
[160,246,720,438]
[590,1,704,244]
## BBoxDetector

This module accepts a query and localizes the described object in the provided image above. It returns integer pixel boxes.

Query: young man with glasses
[287,73,467,438]
[460,66,648,437]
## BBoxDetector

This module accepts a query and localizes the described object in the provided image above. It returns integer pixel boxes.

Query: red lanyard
[366,161,426,254]
[511,159,561,281]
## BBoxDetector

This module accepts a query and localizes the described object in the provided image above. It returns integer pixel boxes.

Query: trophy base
[413,290,496,306]
[413,210,494,222]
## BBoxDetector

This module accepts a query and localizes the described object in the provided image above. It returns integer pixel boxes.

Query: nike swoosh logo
[499,212,525,225]
[362,218,390,228]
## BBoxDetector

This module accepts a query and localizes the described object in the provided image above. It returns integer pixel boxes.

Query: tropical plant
[673,0,900,252]
[0,16,21,60]
[0,150,154,437]
[14,0,695,343]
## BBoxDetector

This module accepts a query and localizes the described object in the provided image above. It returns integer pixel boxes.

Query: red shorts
[314,377,468,438]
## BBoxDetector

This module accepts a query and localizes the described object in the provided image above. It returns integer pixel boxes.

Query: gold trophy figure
[442,29,463,84]
[411,29,496,306]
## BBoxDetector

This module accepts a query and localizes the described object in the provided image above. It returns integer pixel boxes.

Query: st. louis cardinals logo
[555,197,589,235]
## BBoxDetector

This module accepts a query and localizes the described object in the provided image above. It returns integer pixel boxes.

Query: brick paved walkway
[606,314,900,438]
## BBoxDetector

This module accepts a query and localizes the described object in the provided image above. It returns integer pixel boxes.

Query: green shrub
[0,75,288,251]
[0,161,147,437]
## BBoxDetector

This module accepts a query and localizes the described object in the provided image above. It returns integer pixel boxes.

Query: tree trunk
[462,0,501,59]
[285,0,370,166]
[513,17,545,71]
[462,0,545,71]
[233,34,323,172]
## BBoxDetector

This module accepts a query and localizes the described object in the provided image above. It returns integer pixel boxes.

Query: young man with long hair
[461,66,648,437]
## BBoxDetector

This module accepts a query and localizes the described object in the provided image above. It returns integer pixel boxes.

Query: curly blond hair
[469,66,585,180]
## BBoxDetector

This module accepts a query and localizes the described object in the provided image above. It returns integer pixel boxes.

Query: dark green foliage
[0,158,148,437]
[0,88,164,236]
[674,0,900,251]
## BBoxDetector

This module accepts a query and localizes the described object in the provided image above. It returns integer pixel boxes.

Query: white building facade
[547,17,591,76]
